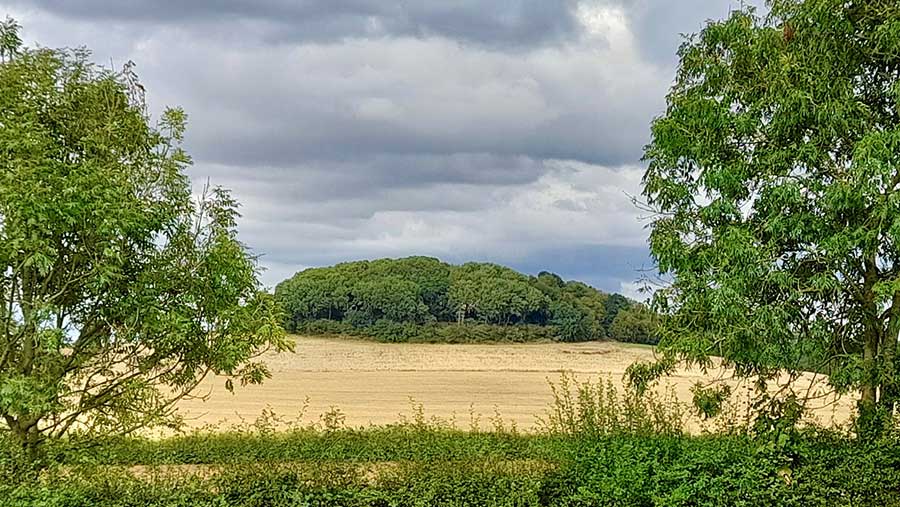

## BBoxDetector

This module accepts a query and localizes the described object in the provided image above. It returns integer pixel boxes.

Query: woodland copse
[274,256,659,344]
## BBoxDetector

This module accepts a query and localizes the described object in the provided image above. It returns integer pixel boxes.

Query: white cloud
[618,281,652,302]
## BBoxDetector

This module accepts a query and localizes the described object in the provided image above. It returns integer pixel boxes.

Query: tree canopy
[0,23,288,460]
[275,257,651,343]
[640,0,900,436]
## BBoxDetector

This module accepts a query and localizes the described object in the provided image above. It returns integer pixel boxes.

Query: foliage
[354,278,431,324]
[294,319,557,343]
[691,383,733,420]
[0,23,288,461]
[449,262,549,325]
[540,433,900,507]
[276,257,640,343]
[641,0,900,436]
[609,304,660,345]
[601,293,631,335]
[2,375,899,506]
[540,373,685,437]
[3,419,900,506]
[0,16,20,62]
[549,300,595,343]
[37,428,558,467]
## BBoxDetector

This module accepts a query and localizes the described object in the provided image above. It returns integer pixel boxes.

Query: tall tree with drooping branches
[641,0,900,437]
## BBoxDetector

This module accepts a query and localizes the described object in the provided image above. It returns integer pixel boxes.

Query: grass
[3,375,900,506]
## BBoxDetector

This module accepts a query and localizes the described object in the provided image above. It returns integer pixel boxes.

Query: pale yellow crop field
[175,335,854,432]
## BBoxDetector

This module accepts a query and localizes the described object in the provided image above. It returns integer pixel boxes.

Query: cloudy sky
[3,0,762,297]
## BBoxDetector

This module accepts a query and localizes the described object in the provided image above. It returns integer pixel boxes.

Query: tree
[640,1,900,437]
[448,263,548,325]
[532,271,565,302]
[610,305,659,345]
[367,257,452,320]
[601,294,630,336]
[0,16,21,63]
[448,277,480,324]
[274,267,351,328]
[275,257,615,338]
[353,277,430,323]
[0,27,288,461]
[550,300,595,342]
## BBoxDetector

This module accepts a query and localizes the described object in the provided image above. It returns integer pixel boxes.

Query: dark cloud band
[8,0,583,49]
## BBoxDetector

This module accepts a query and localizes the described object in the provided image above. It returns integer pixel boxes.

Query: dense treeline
[275,257,657,343]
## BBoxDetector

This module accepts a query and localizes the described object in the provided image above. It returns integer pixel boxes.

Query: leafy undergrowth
[4,432,900,507]
[3,377,900,506]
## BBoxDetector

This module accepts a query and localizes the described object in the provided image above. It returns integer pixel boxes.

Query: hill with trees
[275,257,657,344]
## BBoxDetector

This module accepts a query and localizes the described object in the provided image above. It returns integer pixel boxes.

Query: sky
[2,0,764,298]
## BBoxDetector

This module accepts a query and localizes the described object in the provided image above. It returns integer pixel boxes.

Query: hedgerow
[3,377,899,506]
[295,319,558,343]
[3,432,899,507]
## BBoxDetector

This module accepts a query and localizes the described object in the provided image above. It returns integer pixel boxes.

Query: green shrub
[4,411,900,506]
[368,319,422,342]
[344,309,376,328]
[295,319,360,336]
[423,323,556,343]
[609,304,660,345]
[549,300,596,342]
[5,374,900,506]
[5,432,900,506]
[540,373,684,437]
[540,434,900,507]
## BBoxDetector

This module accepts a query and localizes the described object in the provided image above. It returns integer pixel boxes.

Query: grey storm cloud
[205,154,550,200]
[5,0,583,49]
[2,0,756,293]
[142,33,664,172]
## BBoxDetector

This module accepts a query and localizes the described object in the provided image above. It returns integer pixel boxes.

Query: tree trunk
[5,415,44,466]
[857,326,880,439]
[881,291,900,421]
[857,256,887,440]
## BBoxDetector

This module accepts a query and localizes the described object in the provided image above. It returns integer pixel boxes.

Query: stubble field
[176,335,854,432]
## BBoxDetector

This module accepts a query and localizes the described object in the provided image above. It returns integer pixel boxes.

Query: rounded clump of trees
[275,257,657,343]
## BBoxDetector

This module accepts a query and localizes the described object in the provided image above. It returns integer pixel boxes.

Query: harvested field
[176,335,854,432]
